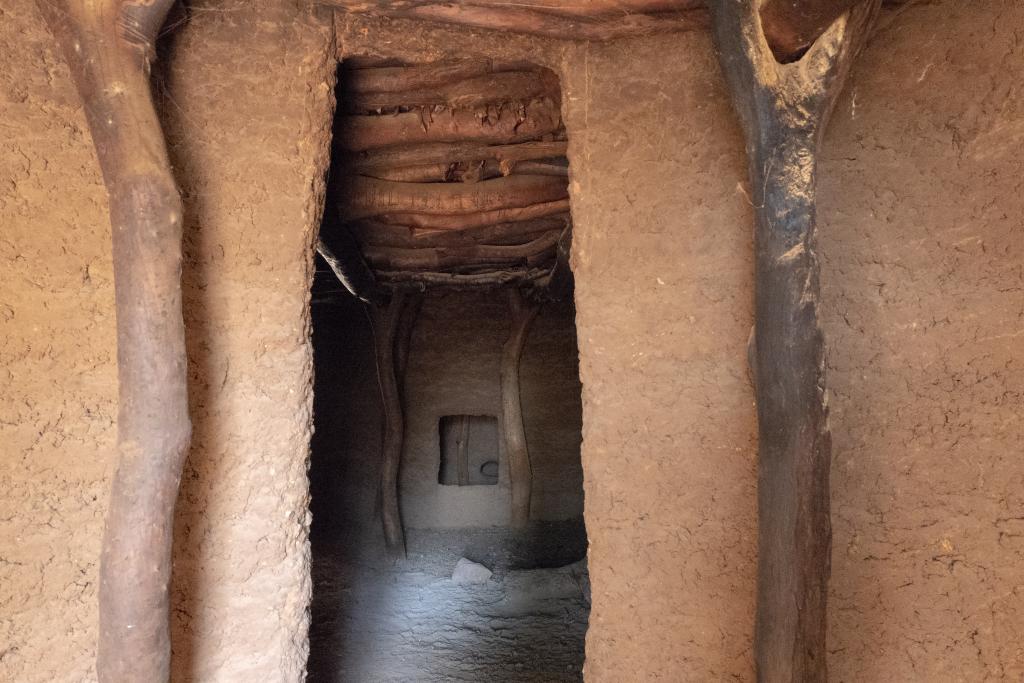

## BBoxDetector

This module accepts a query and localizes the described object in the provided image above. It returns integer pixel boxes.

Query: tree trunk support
[371,292,410,558]
[501,289,540,529]
[36,1,189,681]
[708,2,878,680]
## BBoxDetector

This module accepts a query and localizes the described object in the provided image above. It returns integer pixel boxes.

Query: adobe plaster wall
[1,2,335,682]
[1,1,1022,682]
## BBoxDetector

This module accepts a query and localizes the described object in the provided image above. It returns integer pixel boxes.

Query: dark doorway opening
[306,58,589,681]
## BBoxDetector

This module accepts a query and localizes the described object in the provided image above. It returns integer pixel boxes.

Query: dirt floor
[307,525,589,682]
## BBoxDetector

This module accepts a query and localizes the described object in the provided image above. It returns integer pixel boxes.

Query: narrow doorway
[306,58,589,681]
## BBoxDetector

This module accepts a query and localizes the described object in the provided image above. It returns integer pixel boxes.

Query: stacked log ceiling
[709,1,879,680]
[319,60,574,551]
[330,59,572,291]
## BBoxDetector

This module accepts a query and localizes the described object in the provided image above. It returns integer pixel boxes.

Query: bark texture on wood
[346,141,568,173]
[338,174,568,220]
[348,215,568,248]
[342,71,558,113]
[36,1,189,681]
[336,98,561,151]
[708,1,878,680]
[364,231,560,270]
[379,198,570,231]
[760,0,862,62]
[371,292,409,558]
[323,0,707,40]
[318,208,387,305]
[500,290,540,528]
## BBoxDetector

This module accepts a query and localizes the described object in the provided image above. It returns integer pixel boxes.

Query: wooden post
[371,292,408,557]
[500,289,540,529]
[708,1,879,680]
[35,1,190,681]
[456,415,471,486]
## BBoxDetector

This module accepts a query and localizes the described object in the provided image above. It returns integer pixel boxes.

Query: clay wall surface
[1,3,335,682]
[1,6,117,681]
[310,290,583,532]
[156,5,334,681]
[1,1,1022,681]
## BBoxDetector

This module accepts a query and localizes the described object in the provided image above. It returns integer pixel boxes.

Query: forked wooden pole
[371,292,409,557]
[35,1,189,680]
[500,289,540,529]
[708,1,879,680]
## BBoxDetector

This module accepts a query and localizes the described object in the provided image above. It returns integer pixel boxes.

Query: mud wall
[311,289,583,531]
[2,1,1022,682]
[156,6,334,681]
[339,2,1024,679]
[1,3,335,682]
[1,8,118,681]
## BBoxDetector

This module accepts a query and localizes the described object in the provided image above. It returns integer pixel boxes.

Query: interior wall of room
[1,3,335,682]
[400,292,584,528]
[309,289,583,533]
[1,8,119,681]
[2,1,1022,682]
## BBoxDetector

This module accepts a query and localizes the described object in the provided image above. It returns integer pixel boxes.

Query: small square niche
[438,415,499,486]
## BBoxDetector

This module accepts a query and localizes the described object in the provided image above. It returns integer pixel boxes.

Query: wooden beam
[346,140,568,173]
[36,1,189,681]
[323,0,708,41]
[348,215,569,248]
[370,292,409,558]
[378,267,548,288]
[337,174,568,220]
[708,1,879,679]
[363,230,560,270]
[336,98,561,152]
[760,0,862,62]
[500,289,540,528]
[318,208,387,305]
[341,71,558,113]
[379,198,570,231]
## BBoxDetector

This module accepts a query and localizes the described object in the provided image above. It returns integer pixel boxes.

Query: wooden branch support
[317,209,387,306]
[36,1,189,681]
[337,174,568,220]
[500,289,540,528]
[456,415,471,486]
[341,71,558,113]
[395,292,423,391]
[708,1,879,680]
[323,0,708,41]
[348,215,568,249]
[379,198,570,231]
[370,292,410,558]
[336,98,561,152]
[760,0,863,62]
[346,141,568,174]
[363,230,560,271]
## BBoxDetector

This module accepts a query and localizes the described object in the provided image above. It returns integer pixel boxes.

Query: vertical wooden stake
[708,2,879,680]
[371,292,408,558]
[456,414,471,486]
[501,289,540,529]
[37,1,190,681]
